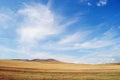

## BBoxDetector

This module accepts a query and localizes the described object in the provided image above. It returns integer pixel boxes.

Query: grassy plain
[0,60,120,80]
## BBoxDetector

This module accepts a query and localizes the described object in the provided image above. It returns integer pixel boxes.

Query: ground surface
[0,60,120,80]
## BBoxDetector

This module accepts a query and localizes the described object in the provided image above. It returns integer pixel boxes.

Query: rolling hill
[0,59,120,80]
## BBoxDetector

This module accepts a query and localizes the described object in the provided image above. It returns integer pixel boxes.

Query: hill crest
[13,59,63,63]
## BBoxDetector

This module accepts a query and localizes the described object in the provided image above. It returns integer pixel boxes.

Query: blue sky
[0,0,120,64]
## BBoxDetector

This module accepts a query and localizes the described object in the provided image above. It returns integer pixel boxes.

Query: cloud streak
[42,27,120,51]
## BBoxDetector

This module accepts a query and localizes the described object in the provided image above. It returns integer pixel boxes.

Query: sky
[0,0,120,64]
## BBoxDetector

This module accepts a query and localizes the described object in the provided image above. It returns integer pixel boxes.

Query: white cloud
[74,28,120,49]
[87,2,92,6]
[58,32,81,44]
[74,38,113,49]
[41,31,91,50]
[97,0,107,6]
[79,0,92,6]
[77,47,120,64]
[103,28,118,39]
[42,27,120,51]
[17,3,77,50]
[79,0,108,7]
[17,4,60,44]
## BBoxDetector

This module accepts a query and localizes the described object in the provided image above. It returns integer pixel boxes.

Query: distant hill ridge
[107,63,120,65]
[11,59,120,64]
[12,59,63,63]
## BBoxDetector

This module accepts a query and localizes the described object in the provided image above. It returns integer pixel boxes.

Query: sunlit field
[0,60,120,80]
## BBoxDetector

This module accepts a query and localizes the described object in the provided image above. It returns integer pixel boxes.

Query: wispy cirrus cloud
[17,3,77,50]
[58,31,89,44]
[41,26,120,51]
[17,4,61,44]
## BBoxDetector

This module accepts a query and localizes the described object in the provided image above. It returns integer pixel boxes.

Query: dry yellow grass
[0,60,120,80]
[0,60,120,70]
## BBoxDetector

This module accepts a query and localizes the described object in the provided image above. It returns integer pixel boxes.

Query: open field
[0,60,120,80]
